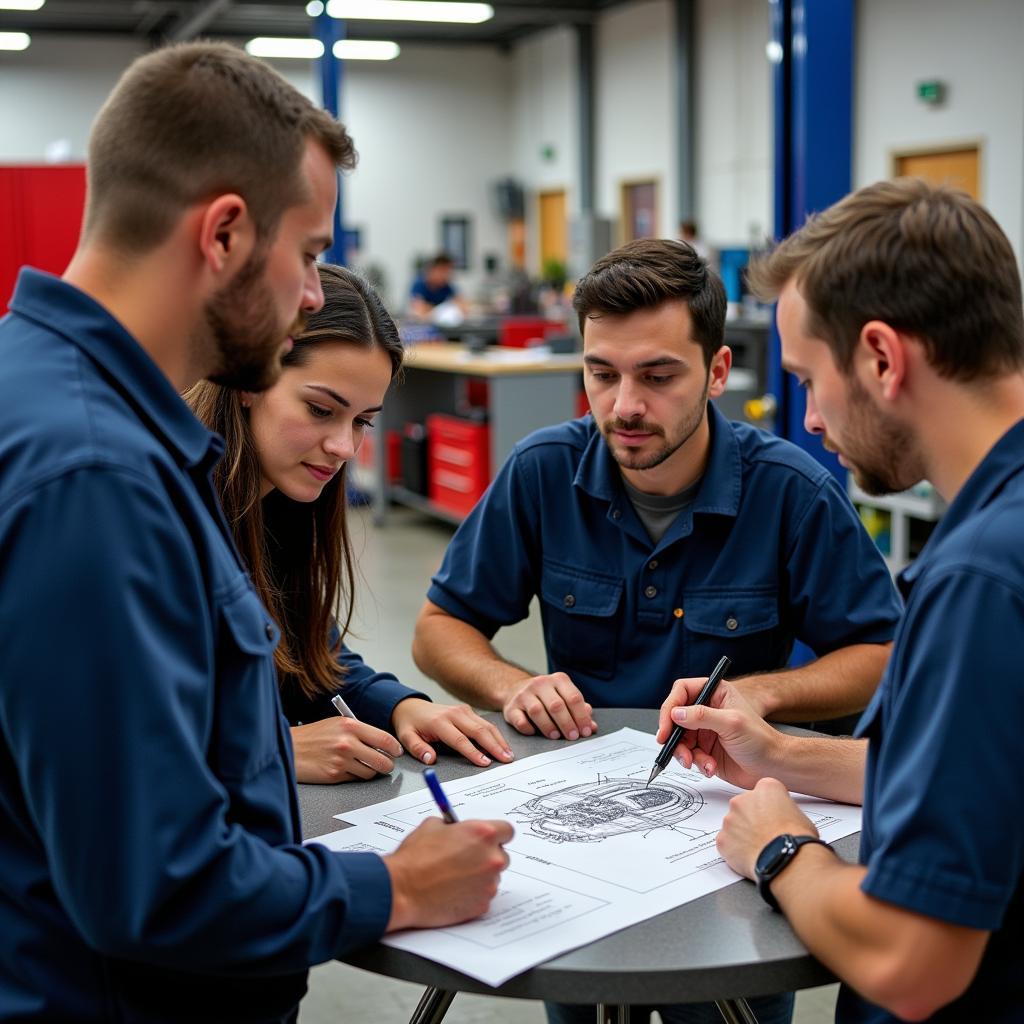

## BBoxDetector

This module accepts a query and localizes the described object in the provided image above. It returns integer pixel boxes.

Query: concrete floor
[299,505,839,1023]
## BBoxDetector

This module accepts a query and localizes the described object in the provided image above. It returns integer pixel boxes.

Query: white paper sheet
[310,727,861,987]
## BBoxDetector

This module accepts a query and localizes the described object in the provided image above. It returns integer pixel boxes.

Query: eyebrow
[583,354,687,370]
[306,385,384,413]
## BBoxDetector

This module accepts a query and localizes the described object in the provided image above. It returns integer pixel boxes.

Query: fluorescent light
[0,1,45,10]
[0,31,30,50]
[326,0,493,24]
[333,39,400,60]
[245,37,325,59]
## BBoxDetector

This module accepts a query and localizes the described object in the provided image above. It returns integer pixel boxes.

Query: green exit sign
[917,80,946,105]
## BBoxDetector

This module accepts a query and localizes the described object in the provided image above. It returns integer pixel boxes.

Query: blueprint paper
[310,728,861,987]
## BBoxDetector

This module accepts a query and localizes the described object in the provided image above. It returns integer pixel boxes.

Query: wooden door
[538,189,568,269]
[620,179,658,243]
[894,146,980,199]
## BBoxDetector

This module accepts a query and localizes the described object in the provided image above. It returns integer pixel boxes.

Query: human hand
[717,777,818,879]
[656,677,784,789]
[289,718,402,784]
[383,816,514,930]
[391,698,514,768]
[501,672,597,740]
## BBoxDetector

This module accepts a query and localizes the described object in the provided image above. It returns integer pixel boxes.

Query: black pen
[647,655,732,787]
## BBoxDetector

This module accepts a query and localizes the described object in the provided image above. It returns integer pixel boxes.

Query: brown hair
[186,264,403,700]
[747,178,1024,381]
[84,41,356,254]
[572,238,727,367]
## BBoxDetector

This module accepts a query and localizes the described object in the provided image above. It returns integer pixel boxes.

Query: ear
[239,391,255,409]
[196,193,257,279]
[858,320,906,402]
[706,345,732,399]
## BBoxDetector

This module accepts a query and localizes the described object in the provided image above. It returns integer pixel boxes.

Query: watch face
[756,834,794,878]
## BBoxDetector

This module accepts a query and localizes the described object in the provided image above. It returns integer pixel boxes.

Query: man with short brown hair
[414,236,902,1024]
[658,179,1024,1021]
[0,41,511,1022]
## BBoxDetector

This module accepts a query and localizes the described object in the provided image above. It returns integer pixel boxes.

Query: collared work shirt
[839,420,1024,1023]
[428,407,901,708]
[0,270,391,1022]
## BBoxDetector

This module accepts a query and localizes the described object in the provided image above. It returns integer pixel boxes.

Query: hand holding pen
[648,655,732,786]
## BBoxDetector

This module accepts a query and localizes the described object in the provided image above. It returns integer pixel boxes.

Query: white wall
[595,0,676,241]
[0,36,145,160]
[512,26,578,273]
[694,0,772,247]
[855,0,1024,261]
[277,46,514,307]
[0,36,513,310]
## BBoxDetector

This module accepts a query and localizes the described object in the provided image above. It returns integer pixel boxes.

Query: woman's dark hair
[572,238,727,367]
[186,263,403,700]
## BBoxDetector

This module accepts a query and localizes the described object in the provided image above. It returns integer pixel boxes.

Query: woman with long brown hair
[187,264,513,783]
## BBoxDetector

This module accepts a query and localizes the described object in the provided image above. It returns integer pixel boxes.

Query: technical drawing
[511,776,708,843]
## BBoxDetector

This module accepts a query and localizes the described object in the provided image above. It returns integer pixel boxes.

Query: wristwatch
[755,833,834,911]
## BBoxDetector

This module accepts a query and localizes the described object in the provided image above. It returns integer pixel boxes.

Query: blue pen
[423,768,459,824]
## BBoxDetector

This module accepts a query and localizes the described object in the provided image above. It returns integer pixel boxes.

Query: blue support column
[768,0,854,478]
[314,12,347,267]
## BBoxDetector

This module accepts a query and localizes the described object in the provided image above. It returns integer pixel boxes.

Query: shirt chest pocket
[211,586,283,783]
[540,561,623,680]
[682,589,782,677]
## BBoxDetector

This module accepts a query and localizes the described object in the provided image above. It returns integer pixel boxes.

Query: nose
[612,377,645,422]
[323,423,356,463]
[803,387,824,436]
[302,261,325,315]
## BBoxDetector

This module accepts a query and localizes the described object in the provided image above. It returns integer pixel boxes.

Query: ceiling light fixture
[0,1,45,11]
[325,0,493,25]
[245,37,401,61]
[0,31,30,50]
[245,37,325,59]
[333,39,400,60]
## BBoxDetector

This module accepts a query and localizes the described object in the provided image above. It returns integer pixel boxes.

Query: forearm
[735,642,891,722]
[412,602,533,708]
[773,851,985,1018]
[772,732,866,804]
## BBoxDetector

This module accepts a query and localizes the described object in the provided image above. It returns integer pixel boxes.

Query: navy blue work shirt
[0,270,391,1022]
[838,420,1024,1023]
[410,276,456,308]
[280,636,428,727]
[428,406,901,708]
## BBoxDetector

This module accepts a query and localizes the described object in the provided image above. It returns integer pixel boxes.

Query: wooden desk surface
[404,342,583,377]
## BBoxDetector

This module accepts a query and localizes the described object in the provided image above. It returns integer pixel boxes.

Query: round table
[299,709,856,1024]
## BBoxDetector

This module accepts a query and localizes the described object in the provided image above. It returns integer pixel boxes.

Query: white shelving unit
[848,480,946,574]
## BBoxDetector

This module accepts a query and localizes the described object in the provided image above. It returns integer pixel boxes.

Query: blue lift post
[768,0,854,479]
[314,10,347,268]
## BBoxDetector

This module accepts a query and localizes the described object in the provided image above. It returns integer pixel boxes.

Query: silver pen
[331,693,400,759]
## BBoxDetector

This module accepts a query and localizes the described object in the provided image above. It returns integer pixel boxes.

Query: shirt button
[725,616,739,631]
[265,622,275,640]
[644,585,658,599]
[648,559,659,570]
[564,594,576,608]
[611,509,622,520]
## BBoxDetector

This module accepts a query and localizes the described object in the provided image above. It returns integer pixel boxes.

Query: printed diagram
[511,776,710,843]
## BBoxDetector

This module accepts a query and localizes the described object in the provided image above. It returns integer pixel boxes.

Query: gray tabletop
[299,709,855,1004]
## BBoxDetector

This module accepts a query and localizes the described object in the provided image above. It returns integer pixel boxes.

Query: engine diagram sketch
[511,776,710,843]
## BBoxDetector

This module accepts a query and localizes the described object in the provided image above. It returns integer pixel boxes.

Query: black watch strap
[755,833,834,911]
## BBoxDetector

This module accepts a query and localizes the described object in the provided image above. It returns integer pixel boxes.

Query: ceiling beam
[169,0,235,42]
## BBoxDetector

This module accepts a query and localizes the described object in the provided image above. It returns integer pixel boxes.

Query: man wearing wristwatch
[656,179,1024,1022]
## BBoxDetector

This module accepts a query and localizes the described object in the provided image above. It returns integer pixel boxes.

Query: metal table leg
[596,1005,630,1024]
[716,997,759,1023]
[408,986,456,1024]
